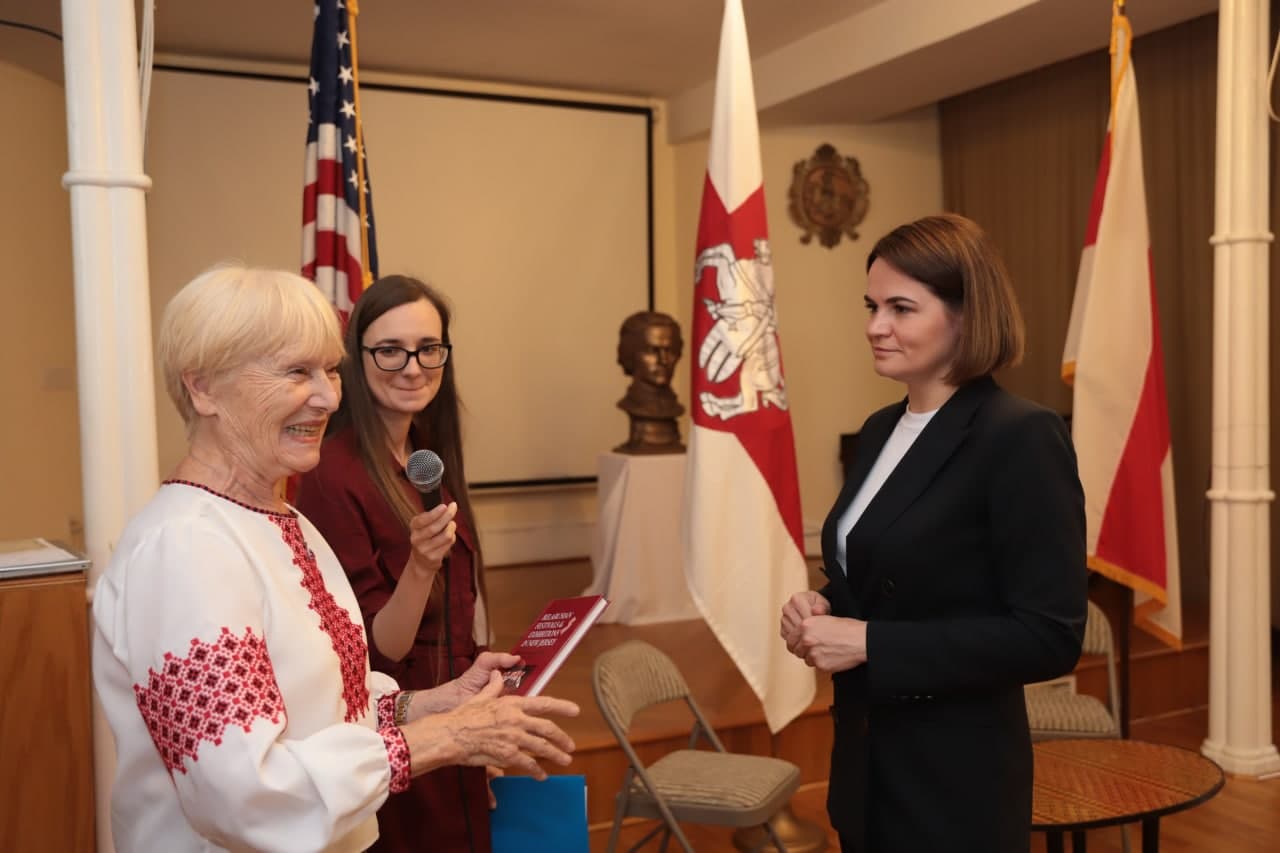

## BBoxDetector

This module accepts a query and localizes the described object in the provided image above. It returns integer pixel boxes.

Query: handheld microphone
[405,449,452,651]
[405,449,445,510]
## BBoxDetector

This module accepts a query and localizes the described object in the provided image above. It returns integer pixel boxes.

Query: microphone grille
[405,449,444,491]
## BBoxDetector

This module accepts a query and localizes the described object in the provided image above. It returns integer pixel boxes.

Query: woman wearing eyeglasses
[296,274,493,853]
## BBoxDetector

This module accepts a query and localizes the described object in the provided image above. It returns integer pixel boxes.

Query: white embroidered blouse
[92,481,409,853]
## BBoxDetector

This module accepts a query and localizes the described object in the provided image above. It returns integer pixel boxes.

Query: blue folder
[489,774,589,853]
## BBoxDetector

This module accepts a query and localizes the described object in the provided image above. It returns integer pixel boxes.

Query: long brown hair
[329,275,487,621]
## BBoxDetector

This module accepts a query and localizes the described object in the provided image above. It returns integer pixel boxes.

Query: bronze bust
[614,311,685,454]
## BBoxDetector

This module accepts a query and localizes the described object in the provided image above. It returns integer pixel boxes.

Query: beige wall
[0,60,81,546]
[1,54,943,563]
[469,99,686,566]
[478,105,946,561]
[667,109,944,542]
[138,66,669,567]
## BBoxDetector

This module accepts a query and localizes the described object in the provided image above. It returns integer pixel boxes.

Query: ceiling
[1,0,1218,139]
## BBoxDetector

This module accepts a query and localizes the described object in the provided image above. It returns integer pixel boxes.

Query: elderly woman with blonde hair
[92,265,578,853]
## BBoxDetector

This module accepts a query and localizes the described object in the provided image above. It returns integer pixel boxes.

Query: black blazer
[820,377,1087,853]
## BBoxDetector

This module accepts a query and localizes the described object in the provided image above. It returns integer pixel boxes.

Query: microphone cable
[443,544,477,853]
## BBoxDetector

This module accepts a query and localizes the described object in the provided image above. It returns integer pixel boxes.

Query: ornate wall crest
[787,144,870,248]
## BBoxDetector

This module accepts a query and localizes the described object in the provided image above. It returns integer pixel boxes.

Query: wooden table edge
[1031,741,1227,834]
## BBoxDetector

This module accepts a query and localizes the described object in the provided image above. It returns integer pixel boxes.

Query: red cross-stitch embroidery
[134,627,285,774]
[269,515,370,721]
[380,726,411,793]
[377,692,400,729]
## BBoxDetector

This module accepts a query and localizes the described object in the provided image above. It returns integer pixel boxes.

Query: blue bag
[489,774,589,853]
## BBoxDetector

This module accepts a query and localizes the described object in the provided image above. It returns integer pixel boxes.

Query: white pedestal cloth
[585,453,700,625]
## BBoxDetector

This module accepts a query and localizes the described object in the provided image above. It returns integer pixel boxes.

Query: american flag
[302,0,378,318]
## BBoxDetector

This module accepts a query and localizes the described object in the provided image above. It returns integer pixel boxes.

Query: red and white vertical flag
[1062,9,1181,647]
[683,0,815,732]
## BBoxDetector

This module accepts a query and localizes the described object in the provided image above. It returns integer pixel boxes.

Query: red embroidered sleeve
[376,691,402,729]
[379,726,411,793]
[133,627,286,774]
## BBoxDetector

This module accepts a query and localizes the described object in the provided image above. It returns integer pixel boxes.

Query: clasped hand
[779,590,869,673]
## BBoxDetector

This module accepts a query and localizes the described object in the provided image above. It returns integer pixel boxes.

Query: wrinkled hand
[780,590,831,656]
[792,615,867,674]
[438,671,579,779]
[407,501,458,578]
[486,765,504,809]
[450,652,523,706]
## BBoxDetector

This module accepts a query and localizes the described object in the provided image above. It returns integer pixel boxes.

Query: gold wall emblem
[787,144,870,248]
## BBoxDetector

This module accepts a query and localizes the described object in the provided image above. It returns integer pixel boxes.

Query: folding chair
[592,640,800,852]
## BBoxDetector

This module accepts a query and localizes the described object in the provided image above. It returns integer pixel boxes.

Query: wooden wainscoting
[0,571,95,852]
[487,558,833,826]
[488,558,1223,833]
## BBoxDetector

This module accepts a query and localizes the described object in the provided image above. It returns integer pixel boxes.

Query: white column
[1203,0,1280,778]
[60,0,160,849]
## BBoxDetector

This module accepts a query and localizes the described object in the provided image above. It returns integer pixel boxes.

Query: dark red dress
[296,427,490,853]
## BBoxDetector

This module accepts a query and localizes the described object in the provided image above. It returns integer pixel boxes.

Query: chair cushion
[1025,687,1118,737]
[628,750,799,822]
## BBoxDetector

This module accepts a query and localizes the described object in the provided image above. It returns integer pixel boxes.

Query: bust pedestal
[584,452,700,625]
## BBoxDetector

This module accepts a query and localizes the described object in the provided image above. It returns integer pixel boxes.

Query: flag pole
[691,0,821,847]
[1108,0,1132,141]
[347,0,373,288]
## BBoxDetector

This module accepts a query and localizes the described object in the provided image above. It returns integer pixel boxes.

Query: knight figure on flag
[695,237,787,419]
[682,0,813,741]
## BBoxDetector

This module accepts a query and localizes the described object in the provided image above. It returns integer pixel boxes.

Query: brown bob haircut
[867,213,1025,384]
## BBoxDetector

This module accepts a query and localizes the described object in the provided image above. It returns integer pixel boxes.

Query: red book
[502,595,610,697]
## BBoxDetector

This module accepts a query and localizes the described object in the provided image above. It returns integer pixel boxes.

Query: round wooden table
[1032,739,1225,853]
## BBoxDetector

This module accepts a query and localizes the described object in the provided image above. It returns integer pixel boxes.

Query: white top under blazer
[835,407,938,574]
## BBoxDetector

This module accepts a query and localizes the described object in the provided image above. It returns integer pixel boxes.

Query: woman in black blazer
[780,214,1088,853]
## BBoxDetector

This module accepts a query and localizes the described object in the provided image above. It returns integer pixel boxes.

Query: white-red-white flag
[683,0,815,732]
[1063,15,1181,647]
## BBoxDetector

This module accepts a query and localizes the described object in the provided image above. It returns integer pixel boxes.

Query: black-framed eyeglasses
[361,343,452,371]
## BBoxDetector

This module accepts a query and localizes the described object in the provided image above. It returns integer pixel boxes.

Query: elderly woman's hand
[400,670,579,780]
[406,501,458,579]
[398,652,526,722]
[450,651,522,705]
